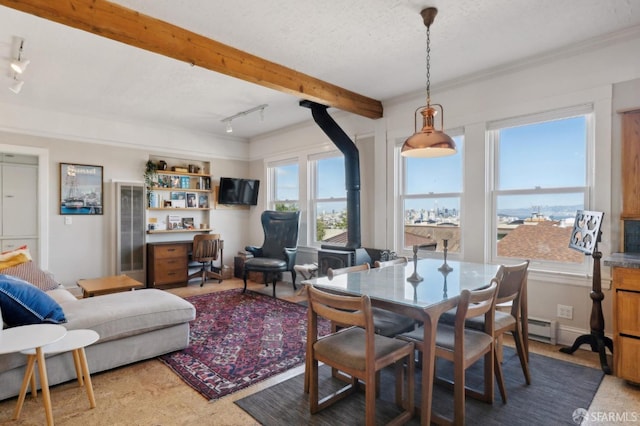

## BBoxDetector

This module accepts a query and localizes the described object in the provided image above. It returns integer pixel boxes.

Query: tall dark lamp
[560,210,613,374]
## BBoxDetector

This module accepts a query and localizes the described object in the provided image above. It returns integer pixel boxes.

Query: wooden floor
[0,277,638,425]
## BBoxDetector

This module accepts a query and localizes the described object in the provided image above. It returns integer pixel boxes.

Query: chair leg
[242,269,249,293]
[512,327,531,384]
[272,276,278,298]
[290,269,297,292]
[495,347,507,403]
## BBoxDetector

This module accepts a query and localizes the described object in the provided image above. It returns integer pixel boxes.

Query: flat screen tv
[218,177,260,206]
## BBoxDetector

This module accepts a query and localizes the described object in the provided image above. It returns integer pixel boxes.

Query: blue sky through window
[274,115,586,218]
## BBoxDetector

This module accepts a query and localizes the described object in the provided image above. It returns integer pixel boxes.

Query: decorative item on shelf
[144,160,158,206]
[438,239,453,272]
[198,194,209,209]
[186,192,197,208]
[180,176,190,188]
[157,160,168,170]
[181,217,194,229]
[172,166,189,173]
[171,191,186,208]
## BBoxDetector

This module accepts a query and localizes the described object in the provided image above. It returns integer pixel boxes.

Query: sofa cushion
[0,274,67,327]
[1,261,61,291]
[58,289,195,343]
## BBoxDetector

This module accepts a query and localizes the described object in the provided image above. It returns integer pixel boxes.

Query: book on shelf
[180,176,190,189]
[167,215,182,230]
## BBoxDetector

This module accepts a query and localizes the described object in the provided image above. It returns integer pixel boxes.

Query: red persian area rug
[159,288,329,401]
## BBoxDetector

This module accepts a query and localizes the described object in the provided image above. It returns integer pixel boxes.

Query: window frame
[396,130,465,258]
[487,104,594,274]
[309,151,347,247]
[267,158,300,212]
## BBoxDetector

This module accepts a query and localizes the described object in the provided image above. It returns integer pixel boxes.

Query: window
[310,154,346,245]
[489,106,592,269]
[400,135,464,254]
[268,161,299,212]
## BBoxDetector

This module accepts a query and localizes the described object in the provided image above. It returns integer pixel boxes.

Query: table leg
[77,348,96,408]
[13,354,37,420]
[35,347,55,426]
[72,349,84,386]
[419,314,438,426]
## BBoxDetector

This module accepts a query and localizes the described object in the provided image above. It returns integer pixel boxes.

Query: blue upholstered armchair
[242,210,301,297]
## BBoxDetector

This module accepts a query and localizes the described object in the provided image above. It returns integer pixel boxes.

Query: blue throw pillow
[0,274,66,327]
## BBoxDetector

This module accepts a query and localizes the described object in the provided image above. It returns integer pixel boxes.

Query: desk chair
[188,234,223,287]
[305,285,415,426]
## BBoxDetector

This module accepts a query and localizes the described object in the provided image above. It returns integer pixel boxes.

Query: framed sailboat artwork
[60,163,104,215]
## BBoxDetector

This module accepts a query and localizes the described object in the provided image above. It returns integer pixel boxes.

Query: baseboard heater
[527,316,558,345]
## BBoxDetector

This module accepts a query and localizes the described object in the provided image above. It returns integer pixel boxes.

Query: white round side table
[0,324,67,426]
[17,329,101,418]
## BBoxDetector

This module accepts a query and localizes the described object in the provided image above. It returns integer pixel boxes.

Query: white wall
[250,30,640,343]
[0,112,252,286]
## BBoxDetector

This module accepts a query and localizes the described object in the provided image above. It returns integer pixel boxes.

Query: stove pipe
[300,100,361,250]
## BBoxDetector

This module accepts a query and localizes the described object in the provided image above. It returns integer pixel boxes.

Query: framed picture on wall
[60,163,103,215]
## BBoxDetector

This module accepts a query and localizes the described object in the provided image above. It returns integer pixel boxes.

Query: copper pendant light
[401,7,456,158]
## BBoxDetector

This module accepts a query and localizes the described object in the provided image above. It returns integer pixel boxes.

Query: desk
[0,324,67,426]
[304,258,500,425]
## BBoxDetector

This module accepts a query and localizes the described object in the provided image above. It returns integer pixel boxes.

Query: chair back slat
[307,285,371,329]
[192,234,222,262]
[495,261,529,309]
[454,280,499,334]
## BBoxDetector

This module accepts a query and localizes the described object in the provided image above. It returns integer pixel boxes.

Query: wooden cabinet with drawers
[146,241,190,287]
[612,267,640,383]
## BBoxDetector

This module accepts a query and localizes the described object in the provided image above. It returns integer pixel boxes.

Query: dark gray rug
[235,347,604,425]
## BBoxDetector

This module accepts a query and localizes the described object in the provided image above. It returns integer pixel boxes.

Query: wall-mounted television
[218,177,260,206]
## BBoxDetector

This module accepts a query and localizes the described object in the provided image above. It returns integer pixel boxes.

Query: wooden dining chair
[327,263,416,338]
[464,261,531,399]
[305,285,415,426]
[399,280,501,425]
[373,256,408,268]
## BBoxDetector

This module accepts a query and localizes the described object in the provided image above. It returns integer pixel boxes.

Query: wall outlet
[557,304,573,319]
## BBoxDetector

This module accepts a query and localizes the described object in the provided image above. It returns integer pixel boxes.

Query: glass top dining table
[302,258,501,425]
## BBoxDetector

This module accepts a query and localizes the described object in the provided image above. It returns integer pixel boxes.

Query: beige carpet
[0,279,638,425]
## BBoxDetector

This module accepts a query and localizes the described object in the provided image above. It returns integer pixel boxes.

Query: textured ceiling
[0,0,639,140]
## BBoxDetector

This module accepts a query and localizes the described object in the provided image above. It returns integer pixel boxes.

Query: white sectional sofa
[0,285,196,401]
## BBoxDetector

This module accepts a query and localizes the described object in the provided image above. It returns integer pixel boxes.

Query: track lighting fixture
[9,78,24,94]
[8,37,29,94]
[221,104,268,134]
[10,39,29,74]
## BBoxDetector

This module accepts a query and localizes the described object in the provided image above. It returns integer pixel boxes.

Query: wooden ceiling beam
[0,0,383,119]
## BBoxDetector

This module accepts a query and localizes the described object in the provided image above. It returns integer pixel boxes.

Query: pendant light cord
[425,25,431,105]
